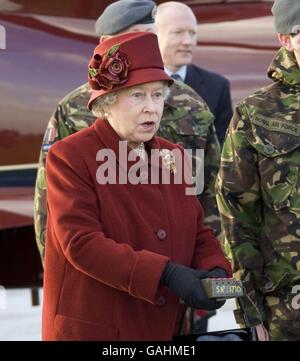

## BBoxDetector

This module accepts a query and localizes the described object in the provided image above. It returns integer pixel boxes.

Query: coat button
[157,229,167,240]
[156,296,165,307]
[263,144,275,155]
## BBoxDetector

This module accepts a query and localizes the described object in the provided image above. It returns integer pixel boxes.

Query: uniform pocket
[54,314,118,341]
[247,116,300,212]
[251,142,300,212]
[261,161,299,212]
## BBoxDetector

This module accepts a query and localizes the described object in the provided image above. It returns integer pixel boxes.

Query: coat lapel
[185,65,204,94]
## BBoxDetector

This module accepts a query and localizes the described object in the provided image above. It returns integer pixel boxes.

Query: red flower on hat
[88,44,131,90]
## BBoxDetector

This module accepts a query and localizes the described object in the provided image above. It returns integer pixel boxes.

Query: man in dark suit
[156,1,233,145]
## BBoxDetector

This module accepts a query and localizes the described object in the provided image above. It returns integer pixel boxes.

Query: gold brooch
[160,149,177,174]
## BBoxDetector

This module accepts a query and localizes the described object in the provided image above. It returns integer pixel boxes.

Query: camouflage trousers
[264,283,300,341]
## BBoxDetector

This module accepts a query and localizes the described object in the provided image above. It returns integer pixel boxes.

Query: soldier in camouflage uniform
[216,0,300,341]
[34,0,221,263]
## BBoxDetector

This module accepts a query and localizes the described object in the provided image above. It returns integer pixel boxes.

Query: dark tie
[171,73,182,82]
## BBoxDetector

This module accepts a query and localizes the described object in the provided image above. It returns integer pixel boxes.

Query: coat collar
[92,118,164,170]
[164,65,187,81]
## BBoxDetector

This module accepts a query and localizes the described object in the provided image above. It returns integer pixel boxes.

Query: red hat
[87,32,173,110]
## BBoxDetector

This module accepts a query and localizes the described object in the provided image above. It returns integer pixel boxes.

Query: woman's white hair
[91,92,118,118]
[90,83,170,119]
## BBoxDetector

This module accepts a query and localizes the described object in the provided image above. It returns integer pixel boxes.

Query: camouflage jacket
[216,47,300,327]
[34,80,220,262]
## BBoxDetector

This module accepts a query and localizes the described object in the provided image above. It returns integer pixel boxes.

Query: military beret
[95,0,156,36]
[272,0,300,34]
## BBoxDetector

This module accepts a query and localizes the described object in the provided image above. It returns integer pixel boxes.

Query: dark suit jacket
[185,64,233,145]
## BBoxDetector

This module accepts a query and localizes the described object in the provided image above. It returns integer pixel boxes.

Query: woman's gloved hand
[160,262,225,310]
[207,267,228,279]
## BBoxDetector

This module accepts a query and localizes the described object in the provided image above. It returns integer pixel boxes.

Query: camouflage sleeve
[34,84,93,264]
[216,105,266,327]
[34,105,66,264]
[199,122,221,239]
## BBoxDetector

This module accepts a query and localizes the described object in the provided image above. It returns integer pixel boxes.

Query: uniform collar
[267,47,300,88]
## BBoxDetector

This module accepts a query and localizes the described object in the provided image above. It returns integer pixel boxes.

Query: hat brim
[88,68,173,110]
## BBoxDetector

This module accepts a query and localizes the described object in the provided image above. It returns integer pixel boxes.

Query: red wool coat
[42,118,231,341]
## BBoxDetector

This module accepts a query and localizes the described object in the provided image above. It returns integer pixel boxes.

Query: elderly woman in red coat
[42,32,232,341]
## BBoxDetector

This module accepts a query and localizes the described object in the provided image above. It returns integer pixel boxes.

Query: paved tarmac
[0,288,238,340]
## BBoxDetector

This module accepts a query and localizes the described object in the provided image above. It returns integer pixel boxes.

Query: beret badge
[88,44,131,90]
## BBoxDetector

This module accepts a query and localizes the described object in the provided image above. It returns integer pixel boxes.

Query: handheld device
[201,278,244,301]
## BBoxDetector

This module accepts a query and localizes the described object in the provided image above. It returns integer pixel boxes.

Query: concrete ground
[0,288,239,340]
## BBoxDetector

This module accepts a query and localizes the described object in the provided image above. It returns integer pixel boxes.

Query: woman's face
[105,81,166,147]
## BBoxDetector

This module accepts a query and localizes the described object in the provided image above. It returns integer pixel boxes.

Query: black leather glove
[160,262,224,310]
[207,267,228,279]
